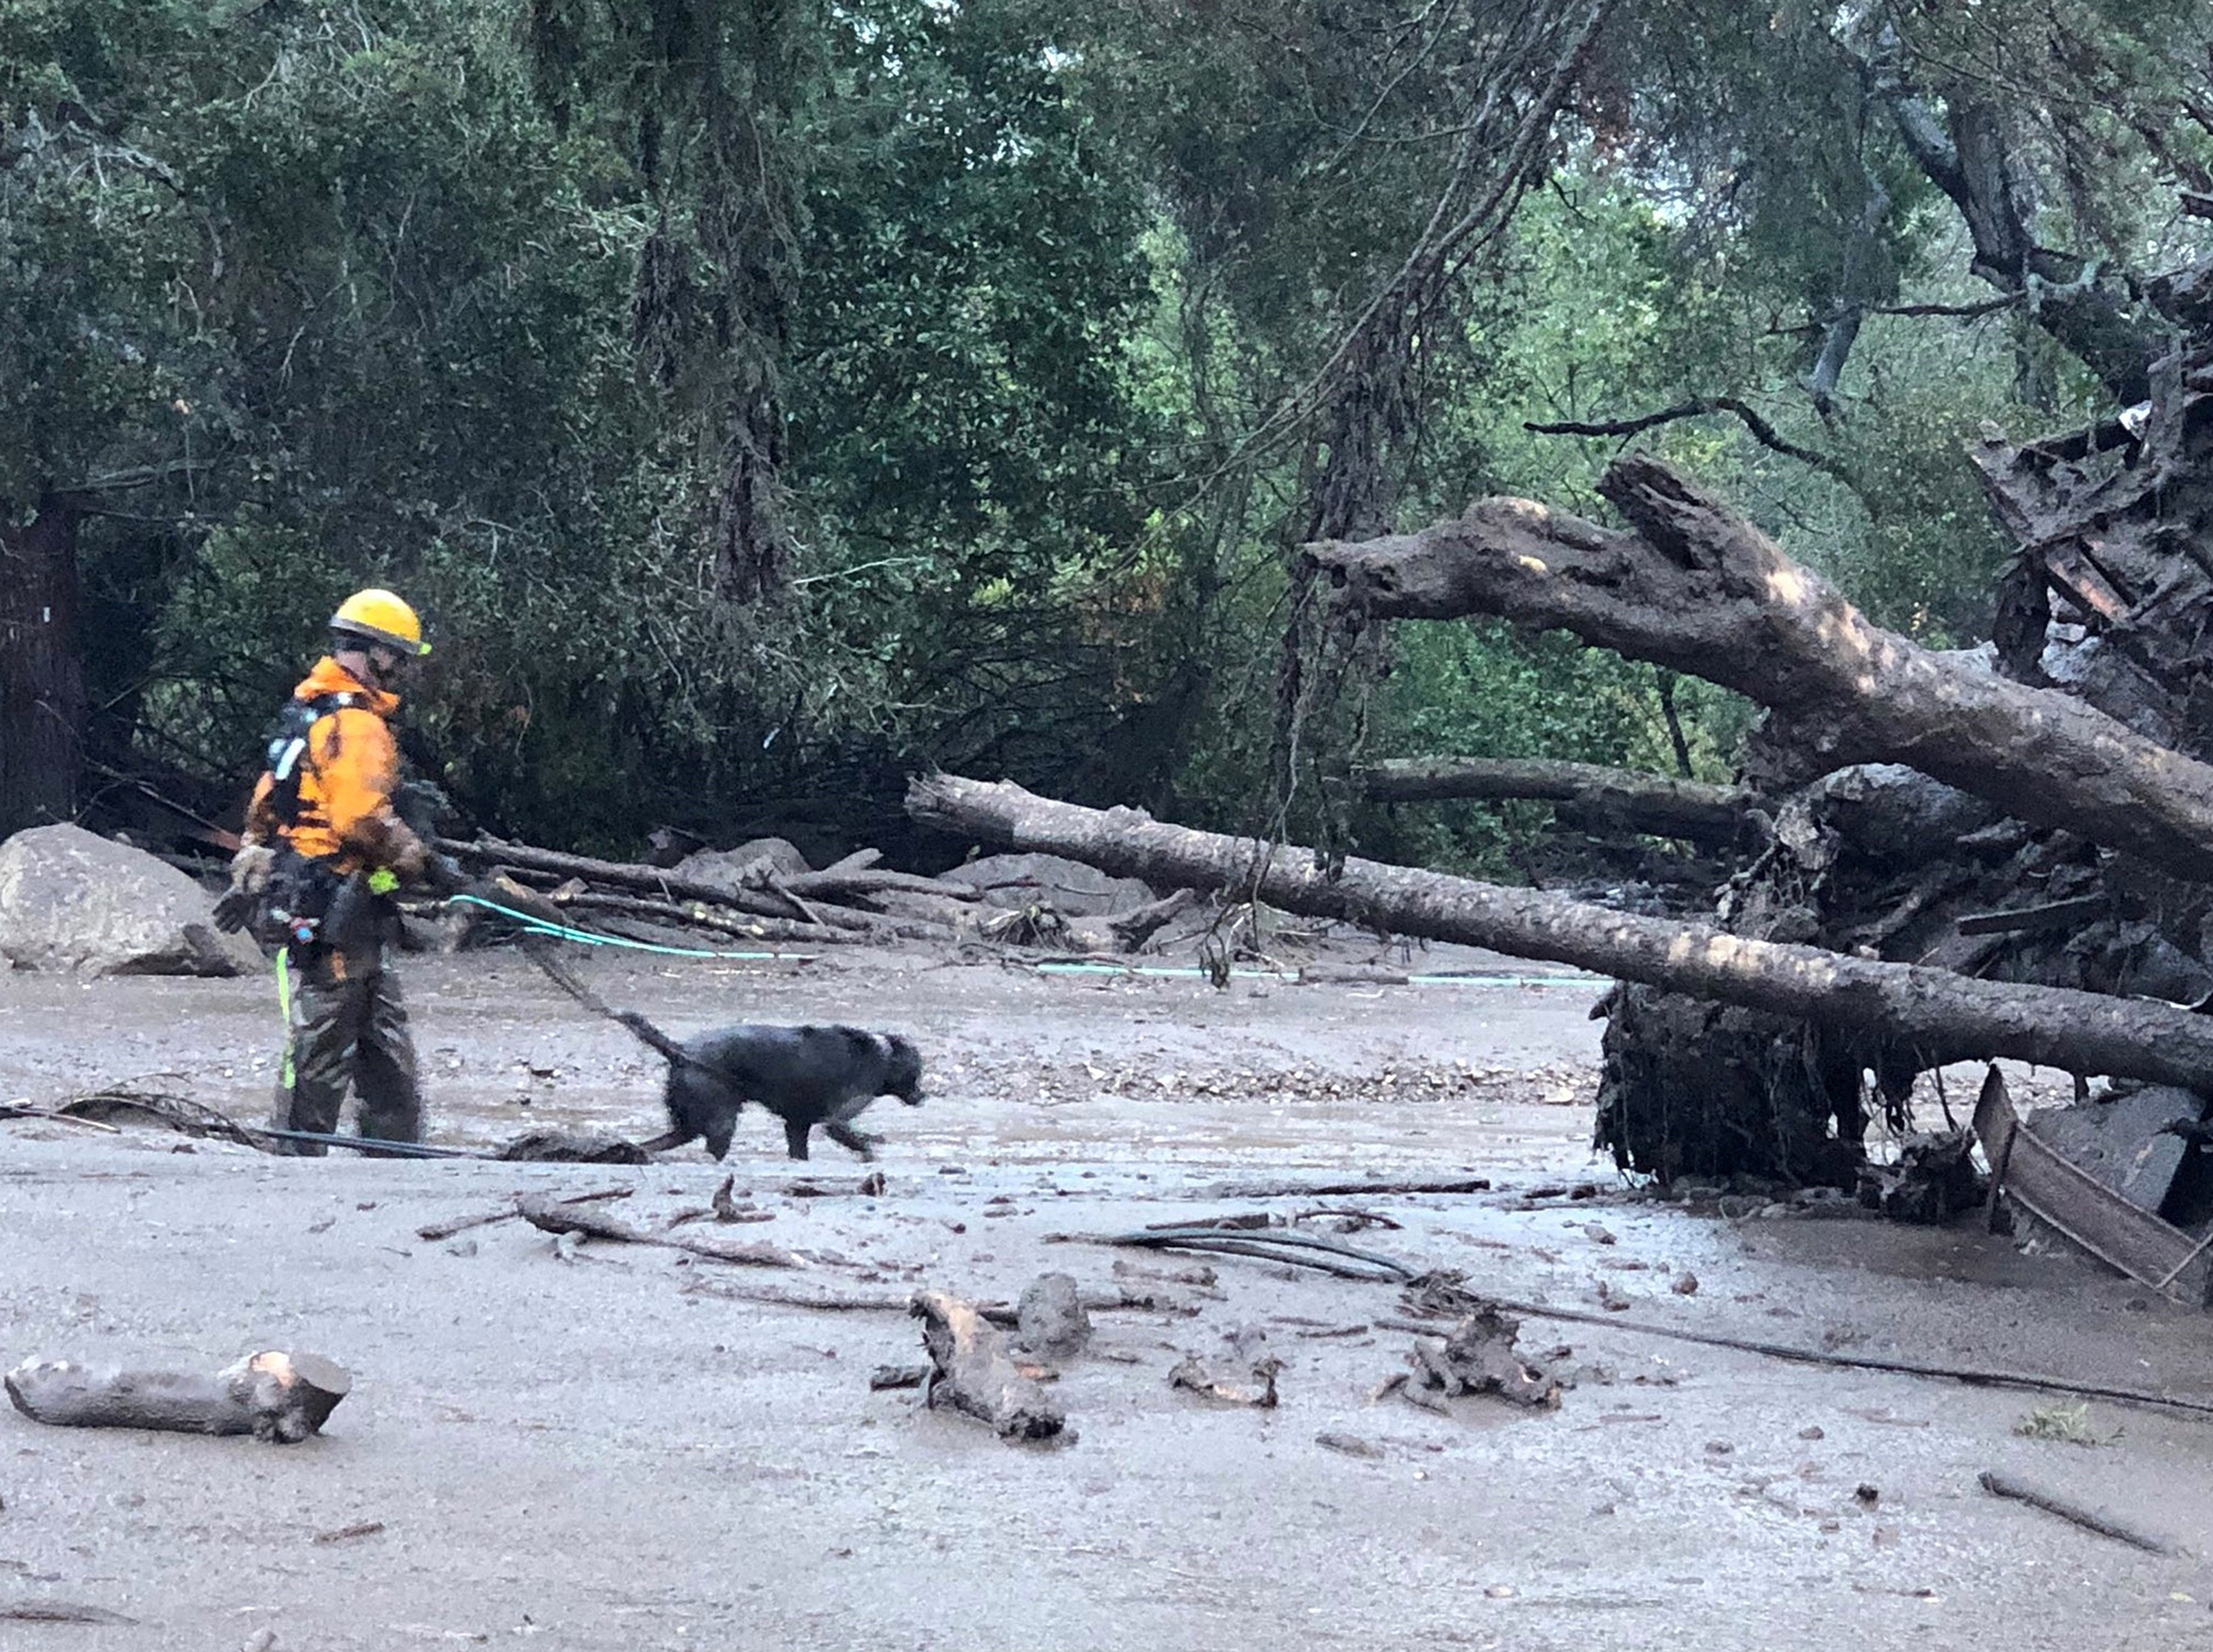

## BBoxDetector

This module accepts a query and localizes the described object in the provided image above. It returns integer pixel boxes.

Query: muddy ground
[3,944,2212,1650]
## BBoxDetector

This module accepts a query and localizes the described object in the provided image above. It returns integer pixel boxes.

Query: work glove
[213,843,276,933]
[386,825,431,881]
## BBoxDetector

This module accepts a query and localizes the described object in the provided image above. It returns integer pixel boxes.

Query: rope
[449,894,812,962]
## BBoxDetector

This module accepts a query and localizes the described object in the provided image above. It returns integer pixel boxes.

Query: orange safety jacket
[244,657,423,875]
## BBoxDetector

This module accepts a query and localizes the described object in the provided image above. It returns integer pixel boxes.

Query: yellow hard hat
[330,588,430,657]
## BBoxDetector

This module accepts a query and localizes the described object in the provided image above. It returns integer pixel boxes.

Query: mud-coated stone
[674,837,813,895]
[0,824,262,976]
[941,852,1154,916]
[1013,1273,1092,1360]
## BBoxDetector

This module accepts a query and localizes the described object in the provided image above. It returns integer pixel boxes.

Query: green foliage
[6,0,2211,862]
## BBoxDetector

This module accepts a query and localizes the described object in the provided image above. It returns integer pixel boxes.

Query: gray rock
[674,837,812,895]
[1013,1272,1092,1360]
[941,851,1154,916]
[2027,1085,2199,1218]
[0,824,263,976]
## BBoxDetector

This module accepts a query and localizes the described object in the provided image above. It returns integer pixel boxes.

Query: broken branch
[1977,1469,2176,1554]
[1306,454,2213,882]
[911,1291,1066,1442]
[516,1193,802,1268]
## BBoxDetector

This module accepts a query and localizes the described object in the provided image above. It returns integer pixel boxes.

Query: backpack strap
[264,691,359,830]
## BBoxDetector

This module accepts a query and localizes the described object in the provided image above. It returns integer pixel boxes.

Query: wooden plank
[2042,542,2130,624]
[1972,1067,2211,1305]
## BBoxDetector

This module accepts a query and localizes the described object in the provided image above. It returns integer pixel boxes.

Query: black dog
[631,1016,925,1161]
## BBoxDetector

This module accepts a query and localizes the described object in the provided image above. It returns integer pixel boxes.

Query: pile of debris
[901,237,2213,1301]
[432,835,1202,958]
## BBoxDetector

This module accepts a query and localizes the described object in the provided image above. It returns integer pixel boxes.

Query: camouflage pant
[270,941,422,1154]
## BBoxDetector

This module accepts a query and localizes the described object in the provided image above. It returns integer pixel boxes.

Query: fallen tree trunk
[907,775,2213,1088]
[1306,455,2213,882]
[1360,756,1755,844]
[6,1350,350,1443]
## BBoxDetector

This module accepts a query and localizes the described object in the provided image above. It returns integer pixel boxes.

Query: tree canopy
[4,0,2209,863]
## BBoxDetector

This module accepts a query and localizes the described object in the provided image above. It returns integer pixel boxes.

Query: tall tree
[530,0,816,601]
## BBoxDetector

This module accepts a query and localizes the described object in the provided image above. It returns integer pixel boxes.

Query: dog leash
[518,938,707,1076]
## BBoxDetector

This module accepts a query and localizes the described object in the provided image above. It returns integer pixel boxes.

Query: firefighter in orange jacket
[226,589,436,1154]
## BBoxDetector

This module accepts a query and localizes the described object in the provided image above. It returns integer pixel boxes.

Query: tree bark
[0,493,84,836]
[907,773,2213,1089]
[1305,455,2213,881]
[1360,756,1755,844]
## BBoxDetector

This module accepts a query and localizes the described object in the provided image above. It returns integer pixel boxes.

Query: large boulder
[0,824,262,976]
[673,836,813,896]
[940,851,1155,917]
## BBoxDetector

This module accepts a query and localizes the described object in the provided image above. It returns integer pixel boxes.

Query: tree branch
[1525,398,1852,483]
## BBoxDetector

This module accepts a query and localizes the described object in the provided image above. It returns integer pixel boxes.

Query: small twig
[1978,1470,2176,1554]
[0,1602,139,1626]
[0,1104,122,1133]
[1055,1226,1417,1281]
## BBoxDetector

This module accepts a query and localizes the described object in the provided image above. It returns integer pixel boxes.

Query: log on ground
[906,775,2213,1089]
[6,1350,350,1443]
[1306,455,2213,882]
[1360,756,1756,845]
[910,1290,1066,1442]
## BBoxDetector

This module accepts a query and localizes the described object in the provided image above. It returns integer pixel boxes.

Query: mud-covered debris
[517,1193,801,1268]
[912,1290,1066,1442]
[495,1129,650,1164]
[1585,1223,1618,1245]
[312,1520,386,1545]
[1856,1128,1984,1223]
[1407,1303,1563,1410]
[1316,1432,1384,1459]
[1170,1326,1282,1408]
[1672,1271,1699,1296]
[870,1363,930,1391]
[1013,1274,1093,1360]
[1112,1257,1219,1291]
[0,1601,141,1626]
